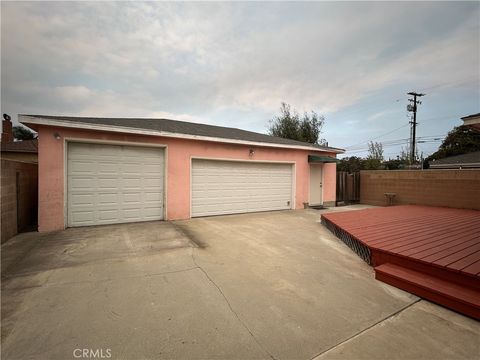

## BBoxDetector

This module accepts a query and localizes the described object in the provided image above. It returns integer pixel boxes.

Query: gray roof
[20,115,343,153]
[461,113,480,120]
[429,151,480,167]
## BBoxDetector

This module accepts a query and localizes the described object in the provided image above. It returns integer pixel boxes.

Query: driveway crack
[190,248,277,360]
[309,298,422,359]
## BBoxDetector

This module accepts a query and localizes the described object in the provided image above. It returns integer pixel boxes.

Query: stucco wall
[37,125,337,231]
[360,170,480,210]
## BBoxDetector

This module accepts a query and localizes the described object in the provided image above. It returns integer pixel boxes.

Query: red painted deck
[321,205,480,319]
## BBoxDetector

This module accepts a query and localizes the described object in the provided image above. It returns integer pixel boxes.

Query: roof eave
[460,113,480,120]
[19,115,345,154]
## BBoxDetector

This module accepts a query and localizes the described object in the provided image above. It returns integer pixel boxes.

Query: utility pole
[407,92,425,165]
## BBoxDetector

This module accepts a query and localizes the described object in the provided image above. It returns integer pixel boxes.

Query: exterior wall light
[53,132,61,140]
[249,148,255,157]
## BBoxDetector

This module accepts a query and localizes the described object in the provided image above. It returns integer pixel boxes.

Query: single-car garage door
[191,159,293,217]
[67,142,165,227]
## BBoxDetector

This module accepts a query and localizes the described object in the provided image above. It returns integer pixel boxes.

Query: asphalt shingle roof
[20,115,343,152]
[461,113,480,120]
[429,151,480,166]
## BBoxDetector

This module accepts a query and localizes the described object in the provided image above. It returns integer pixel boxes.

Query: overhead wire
[344,123,410,149]
[344,136,444,154]
[336,78,473,156]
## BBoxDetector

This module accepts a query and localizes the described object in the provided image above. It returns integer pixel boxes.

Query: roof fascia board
[19,115,344,154]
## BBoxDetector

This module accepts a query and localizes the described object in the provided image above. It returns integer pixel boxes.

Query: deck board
[321,205,480,318]
[322,205,480,276]
[416,237,480,260]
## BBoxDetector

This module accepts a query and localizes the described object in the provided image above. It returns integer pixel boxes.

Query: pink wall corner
[36,125,337,231]
[38,127,65,232]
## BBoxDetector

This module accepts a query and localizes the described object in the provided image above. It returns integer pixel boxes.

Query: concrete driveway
[2,209,478,360]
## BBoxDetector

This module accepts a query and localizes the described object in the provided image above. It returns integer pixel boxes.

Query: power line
[331,78,475,121]
[344,123,409,149]
[344,137,443,154]
[343,113,455,150]
[346,134,444,151]
[328,91,410,119]
[347,138,410,151]
[346,132,446,151]
[418,78,478,92]
[407,91,425,164]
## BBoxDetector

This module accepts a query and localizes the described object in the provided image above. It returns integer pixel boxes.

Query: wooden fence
[336,171,360,205]
[1,160,38,243]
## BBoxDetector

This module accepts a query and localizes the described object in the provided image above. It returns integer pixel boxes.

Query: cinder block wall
[360,170,480,210]
[1,160,38,243]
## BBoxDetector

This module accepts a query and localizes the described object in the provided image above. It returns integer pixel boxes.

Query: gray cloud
[1,2,479,156]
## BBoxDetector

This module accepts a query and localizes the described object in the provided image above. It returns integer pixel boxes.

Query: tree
[398,144,420,165]
[364,141,384,170]
[384,158,403,170]
[269,102,326,145]
[427,125,480,161]
[13,126,36,140]
[337,156,365,172]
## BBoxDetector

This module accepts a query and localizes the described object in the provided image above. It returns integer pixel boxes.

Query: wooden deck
[321,205,480,319]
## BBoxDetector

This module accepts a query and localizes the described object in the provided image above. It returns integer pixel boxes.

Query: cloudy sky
[1,1,479,158]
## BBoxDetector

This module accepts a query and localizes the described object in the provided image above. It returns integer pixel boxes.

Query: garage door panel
[99,209,120,221]
[69,193,95,205]
[97,193,118,205]
[67,143,164,227]
[71,211,94,224]
[69,177,97,189]
[144,207,164,217]
[143,164,164,174]
[192,160,293,217]
[122,208,141,219]
[69,161,97,174]
[120,178,141,188]
[144,192,164,203]
[123,193,141,203]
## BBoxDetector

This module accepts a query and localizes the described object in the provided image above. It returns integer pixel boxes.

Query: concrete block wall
[360,169,480,210]
[1,160,38,243]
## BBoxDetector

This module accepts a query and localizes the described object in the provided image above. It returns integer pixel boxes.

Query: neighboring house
[429,151,480,169]
[461,112,480,131]
[20,115,344,232]
[1,117,38,163]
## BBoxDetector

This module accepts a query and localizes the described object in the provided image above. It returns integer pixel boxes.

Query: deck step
[375,263,480,320]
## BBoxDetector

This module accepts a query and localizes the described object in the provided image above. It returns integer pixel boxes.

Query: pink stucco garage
[20,115,343,232]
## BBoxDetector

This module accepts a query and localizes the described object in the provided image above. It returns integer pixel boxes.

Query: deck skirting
[321,205,480,319]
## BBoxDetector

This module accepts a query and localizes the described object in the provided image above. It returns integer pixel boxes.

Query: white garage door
[67,142,165,227]
[192,159,293,217]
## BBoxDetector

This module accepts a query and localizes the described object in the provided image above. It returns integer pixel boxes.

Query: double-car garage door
[191,159,293,217]
[67,142,293,226]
